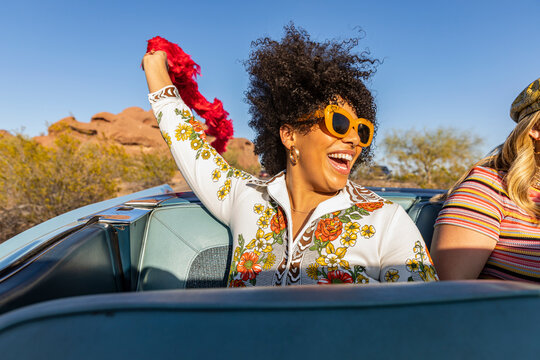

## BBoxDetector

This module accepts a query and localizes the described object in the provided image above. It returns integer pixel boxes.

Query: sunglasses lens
[331,113,350,135]
[358,124,371,144]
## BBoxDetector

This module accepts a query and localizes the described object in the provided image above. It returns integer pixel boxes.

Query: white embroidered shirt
[149,85,438,286]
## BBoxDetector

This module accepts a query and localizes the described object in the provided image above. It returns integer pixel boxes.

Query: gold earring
[289,146,300,165]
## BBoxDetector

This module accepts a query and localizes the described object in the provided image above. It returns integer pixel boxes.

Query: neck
[285,165,339,213]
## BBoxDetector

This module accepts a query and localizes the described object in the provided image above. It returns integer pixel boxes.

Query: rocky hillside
[21,107,261,191]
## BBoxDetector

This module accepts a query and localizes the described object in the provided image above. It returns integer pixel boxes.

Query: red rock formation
[33,107,261,190]
[34,107,169,154]
[0,130,13,138]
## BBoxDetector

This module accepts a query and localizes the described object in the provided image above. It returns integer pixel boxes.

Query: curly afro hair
[245,24,379,175]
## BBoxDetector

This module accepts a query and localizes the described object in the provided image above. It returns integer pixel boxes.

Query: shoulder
[467,165,504,181]
[441,165,506,219]
[341,181,401,223]
[343,180,385,204]
[448,165,508,200]
[463,166,506,191]
[245,171,285,188]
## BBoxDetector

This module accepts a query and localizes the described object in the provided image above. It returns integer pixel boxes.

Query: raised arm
[141,51,253,226]
[142,50,173,93]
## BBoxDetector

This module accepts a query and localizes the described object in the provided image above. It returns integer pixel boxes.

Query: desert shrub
[0,133,177,243]
[125,151,177,188]
[382,127,482,189]
[0,134,125,241]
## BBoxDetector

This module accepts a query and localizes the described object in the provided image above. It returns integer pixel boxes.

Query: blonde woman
[431,78,540,282]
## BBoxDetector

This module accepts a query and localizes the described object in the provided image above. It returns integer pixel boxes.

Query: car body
[0,185,538,359]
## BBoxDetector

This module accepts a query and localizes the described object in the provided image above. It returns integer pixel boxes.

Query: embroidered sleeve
[379,205,438,282]
[149,85,252,224]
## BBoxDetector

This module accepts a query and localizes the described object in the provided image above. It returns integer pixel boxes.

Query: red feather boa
[147,36,233,153]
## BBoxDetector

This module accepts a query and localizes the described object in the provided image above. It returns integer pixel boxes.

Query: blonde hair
[445,111,540,218]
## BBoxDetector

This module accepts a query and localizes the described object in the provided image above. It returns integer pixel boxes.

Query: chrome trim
[0,185,173,274]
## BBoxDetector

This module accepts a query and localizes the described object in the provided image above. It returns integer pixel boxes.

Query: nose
[342,126,360,147]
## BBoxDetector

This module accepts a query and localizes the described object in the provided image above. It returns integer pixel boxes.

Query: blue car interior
[0,281,538,359]
[0,192,444,314]
[0,190,539,358]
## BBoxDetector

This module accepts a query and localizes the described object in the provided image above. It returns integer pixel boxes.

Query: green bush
[0,133,177,243]
[124,151,177,188]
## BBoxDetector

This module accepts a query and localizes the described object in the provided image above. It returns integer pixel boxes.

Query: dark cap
[510,78,540,122]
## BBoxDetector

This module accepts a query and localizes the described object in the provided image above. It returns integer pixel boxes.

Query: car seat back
[136,204,232,290]
[407,200,444,249]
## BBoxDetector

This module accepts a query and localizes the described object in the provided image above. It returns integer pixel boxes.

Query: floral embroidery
[356,201,384,212]
[228,203,287,286]
[263,208,274,218]
[356,273,370,284]
[270,209,287,234]
[247,229,273,254]
[201,149,211,160]
[360,225,376,238]
[237,252,263,281]
[229,279,246,287]
[190,138,202,150]
[263,253,276,270]
[314,217,343,243]
[217,184,230,200]
[257,216,270,229]
[340,231,357,247]
[318,270,354,284]
[233,169,243,178]
[172,106,252,201]
[406,241,438,282]
[173,103,254,178]
[306,264,319,280]
[211,169,221,182]
[216,179,232,200]
[189,117,204,133]
[306,201,386,284]
[175,123,193,141]
[316,242,350,271]
[162,131,172,147]
[344,223,360,233]
[406,259,420,272]
[233,247,241,262]
[384,269,400,282]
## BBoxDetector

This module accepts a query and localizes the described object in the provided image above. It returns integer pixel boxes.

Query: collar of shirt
[246,171,384,220]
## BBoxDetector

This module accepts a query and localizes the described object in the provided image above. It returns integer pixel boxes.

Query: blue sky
[1,0,539,160]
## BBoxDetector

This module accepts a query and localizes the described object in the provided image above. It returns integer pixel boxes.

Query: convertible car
[0,185,538,359]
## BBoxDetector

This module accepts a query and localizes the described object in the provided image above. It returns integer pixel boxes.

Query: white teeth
[328,153,353,161]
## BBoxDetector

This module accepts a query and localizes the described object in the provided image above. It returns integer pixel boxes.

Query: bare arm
[430,224,497,280]
[142,50,173,93]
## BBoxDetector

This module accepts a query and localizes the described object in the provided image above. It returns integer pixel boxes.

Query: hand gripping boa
[147,36,233,153]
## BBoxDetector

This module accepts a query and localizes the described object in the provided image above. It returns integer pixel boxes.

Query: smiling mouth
[328,153,353,175]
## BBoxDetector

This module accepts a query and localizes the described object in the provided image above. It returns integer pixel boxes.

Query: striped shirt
[435,166,540,282]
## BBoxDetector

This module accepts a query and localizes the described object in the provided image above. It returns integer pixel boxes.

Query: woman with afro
[143,24,437,286]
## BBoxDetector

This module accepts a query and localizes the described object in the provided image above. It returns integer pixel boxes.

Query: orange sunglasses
[316,105,374,146]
